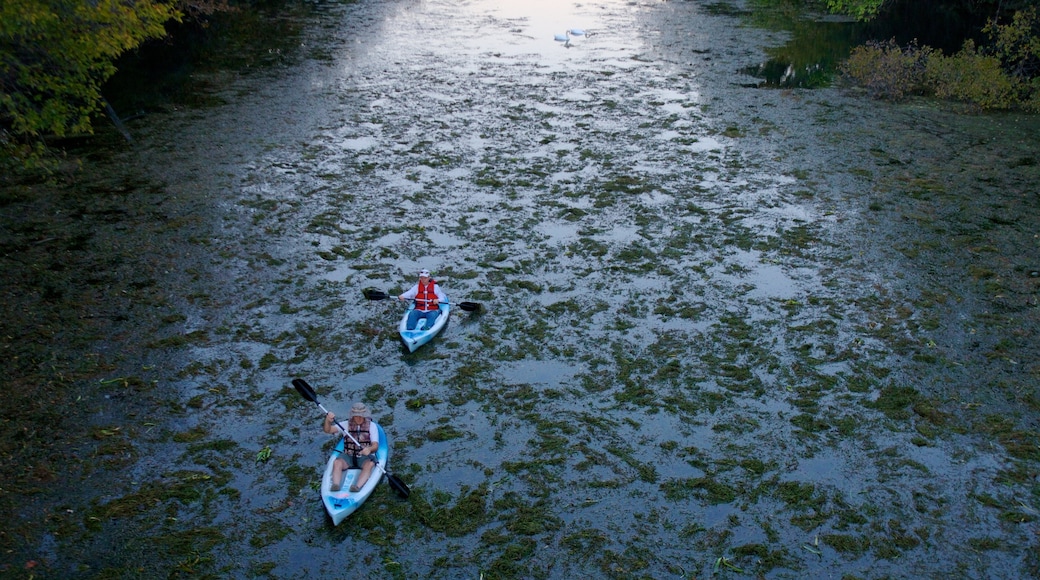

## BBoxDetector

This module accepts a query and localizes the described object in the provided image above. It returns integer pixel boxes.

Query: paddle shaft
[364,289,481,312]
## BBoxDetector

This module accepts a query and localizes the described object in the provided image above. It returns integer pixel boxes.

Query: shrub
[925,40,1017,110]
[842,8,1040,111]
[1022,77,1040,112]
[841,39,934,101]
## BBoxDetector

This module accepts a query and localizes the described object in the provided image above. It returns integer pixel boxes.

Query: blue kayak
[321,422,390,525]
[398,299,450,352]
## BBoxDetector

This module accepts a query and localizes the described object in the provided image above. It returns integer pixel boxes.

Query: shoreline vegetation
[842,7,1040,112]
[2,0,1039,175]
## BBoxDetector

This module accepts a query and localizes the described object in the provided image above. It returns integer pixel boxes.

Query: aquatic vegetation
[255,445,273,463]
[413,484,491,537]
[2,0,1038,578]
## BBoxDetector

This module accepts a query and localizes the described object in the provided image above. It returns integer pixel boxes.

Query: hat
[419,269,430,277]
[349,402,372,418]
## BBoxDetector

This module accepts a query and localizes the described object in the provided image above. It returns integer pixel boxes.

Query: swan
[554,29,588,47]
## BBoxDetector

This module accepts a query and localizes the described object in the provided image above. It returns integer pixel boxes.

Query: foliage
[1021,77,1040,111]
[842,39,1022,110]
[841,39,934,100]
[825,0,1037,23]
[983,7,1040,80]
[842,8,1040,112]
[0,0,180,167]
[825,0,887,21]
[983,6,1040,111]
[925,40,1017,109]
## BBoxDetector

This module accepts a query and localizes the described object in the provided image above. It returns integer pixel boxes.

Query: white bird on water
[553,28,587,47]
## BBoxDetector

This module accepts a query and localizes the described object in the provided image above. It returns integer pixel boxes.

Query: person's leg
[405,309,421,330]
[424,309,439,326]
[351,458,375,491]
[331,457,349,491]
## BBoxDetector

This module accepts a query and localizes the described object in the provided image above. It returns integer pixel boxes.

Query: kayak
[398,299,450,352]
[320,422,390,525]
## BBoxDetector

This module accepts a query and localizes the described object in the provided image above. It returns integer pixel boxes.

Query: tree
[826,0,888,21]
[0,0,180,166]
[825,0,1039,23]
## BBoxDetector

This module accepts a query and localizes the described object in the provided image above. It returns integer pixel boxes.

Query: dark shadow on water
[102,0,324,116]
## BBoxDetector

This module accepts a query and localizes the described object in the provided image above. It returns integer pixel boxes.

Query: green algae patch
[426,424,465,442]
[172,426,209,443]
[412,484,491,537]
[561,528,610,559]
[866,385,922,420]
[791,413,830,433]
[821,533,870,555]
[973,415,1040,461]
[88,469,229,521]
[730,543,793,574]
[498,499,564,536]
[249,519,293,548]
[661,476,738,504]
[771,480,826,512]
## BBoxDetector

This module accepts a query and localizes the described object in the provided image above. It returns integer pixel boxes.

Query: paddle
[291,378,411,499]
[363,288,482,312]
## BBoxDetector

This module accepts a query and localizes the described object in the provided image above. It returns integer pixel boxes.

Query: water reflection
[741,59,831,89]
[740,16,864,88]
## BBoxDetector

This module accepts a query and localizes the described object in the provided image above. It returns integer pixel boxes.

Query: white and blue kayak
[361,288,481,351]
[321,422,390,525]
[398,299,450,352]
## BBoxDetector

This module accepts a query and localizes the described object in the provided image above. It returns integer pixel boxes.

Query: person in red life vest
[398,268,447,330]
[323,402,380,492]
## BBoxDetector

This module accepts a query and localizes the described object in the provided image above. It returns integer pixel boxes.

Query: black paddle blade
[292,378,318,403]
[363,288,389,301]
[458,301,482,312]
[386,473,410,498]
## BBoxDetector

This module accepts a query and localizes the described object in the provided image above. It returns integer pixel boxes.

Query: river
[1,0,1038,577]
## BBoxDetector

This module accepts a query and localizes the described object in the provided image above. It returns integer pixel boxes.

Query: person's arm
[362,423,380,455]
[399,284,419,301]
[323,413,341,435]
[434,284,447,303]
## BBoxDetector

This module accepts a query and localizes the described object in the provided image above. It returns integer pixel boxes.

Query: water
[3,0,1039,578]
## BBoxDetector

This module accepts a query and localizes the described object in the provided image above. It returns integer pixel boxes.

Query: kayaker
[398,269,447,330]
[323,402,380,492]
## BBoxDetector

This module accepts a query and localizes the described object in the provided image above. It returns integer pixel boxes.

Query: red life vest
[415,279,439,312]
[346,418,372,455]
